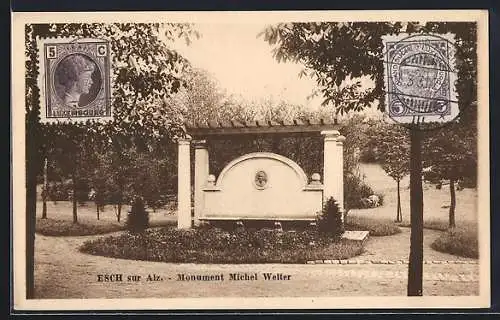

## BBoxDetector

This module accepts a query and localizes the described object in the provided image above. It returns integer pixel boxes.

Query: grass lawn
[351,163,479,258]
[79,227,364,264]
[352,163,478,226]
[345,215,401,236]
[35,200,177,236]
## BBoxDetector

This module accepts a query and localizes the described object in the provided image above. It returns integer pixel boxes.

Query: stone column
[321,130,345,210]
[177,136,192,229]
[336,135,346,211]
[193,139,209,226]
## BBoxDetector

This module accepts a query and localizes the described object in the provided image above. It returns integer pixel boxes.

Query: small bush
[345,216,401,236]
[431,228,478,258]
[375,193,384,206]
[36,218,123,236]
[80,227,365,264]
[344,173,375,210]
[317,197,344,239]
[126,197,149,233]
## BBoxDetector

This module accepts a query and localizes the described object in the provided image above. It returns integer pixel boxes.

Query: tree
[339,115,375,213]
[41,157,48,219]
[376,124,410,222]
[25,22,198,298]
[423,122,477,229]
[126,196,149,233]
[262,21,477,297]
[261,22,476,117]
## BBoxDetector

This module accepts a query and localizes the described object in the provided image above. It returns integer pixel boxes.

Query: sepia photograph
[11,10,490,310]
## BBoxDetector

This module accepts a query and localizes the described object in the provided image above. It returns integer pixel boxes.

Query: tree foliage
[422,122,477,228]
[165,68,252,124]
[261,22,477,118]
[374,122,410,222]
[422,122,477,186]
[377,124,410,183]
[27,23,199,141]
[26,23,198,223]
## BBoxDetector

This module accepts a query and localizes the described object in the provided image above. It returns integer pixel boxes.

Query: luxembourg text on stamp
[382,34,458,124]
[37,38,112,123]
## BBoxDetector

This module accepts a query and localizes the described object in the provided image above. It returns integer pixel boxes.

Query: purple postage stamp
[382,33,458,124]
[37,38,112,123]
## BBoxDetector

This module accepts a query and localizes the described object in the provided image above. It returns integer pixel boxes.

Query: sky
[171,23,323,108]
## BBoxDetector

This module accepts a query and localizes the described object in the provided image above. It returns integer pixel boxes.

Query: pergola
[176,118,346,229]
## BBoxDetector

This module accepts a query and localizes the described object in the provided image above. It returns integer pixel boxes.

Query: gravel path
[34,230,479,299]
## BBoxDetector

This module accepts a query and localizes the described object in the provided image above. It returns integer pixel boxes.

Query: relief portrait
[54,53,102,108]
[254,170,268,189]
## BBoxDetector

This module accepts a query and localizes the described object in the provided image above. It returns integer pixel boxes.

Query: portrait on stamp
[54,53,99,108]
[40,40,112,122]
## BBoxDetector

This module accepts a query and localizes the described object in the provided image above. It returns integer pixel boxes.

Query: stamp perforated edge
[381,32,459,124]
[36,35,114,124]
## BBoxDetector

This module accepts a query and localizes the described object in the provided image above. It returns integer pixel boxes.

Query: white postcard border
[11,9,490,311]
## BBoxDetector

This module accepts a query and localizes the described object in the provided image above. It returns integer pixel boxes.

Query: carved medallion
[254,170,268,189]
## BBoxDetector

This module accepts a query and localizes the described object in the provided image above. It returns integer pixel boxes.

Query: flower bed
[79,227,364,264]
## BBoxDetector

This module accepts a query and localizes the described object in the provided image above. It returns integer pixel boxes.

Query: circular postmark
[383,33,469,131]
[53,53,102,109]
[254,170,268,190]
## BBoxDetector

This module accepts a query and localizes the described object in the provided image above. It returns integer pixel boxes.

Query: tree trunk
[449,179,456,229]
[117,203,122,222]
[42,157,48,219]
[26,114,38,299]
[396,179,402,222]
[408,129,424,296]
[72,172,78,224]
[96,203,100,220]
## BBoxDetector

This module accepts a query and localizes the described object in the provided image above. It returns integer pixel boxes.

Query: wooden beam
[188,123,340,137]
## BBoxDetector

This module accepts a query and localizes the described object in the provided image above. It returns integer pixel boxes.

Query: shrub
[317,197,344,239]
[80,227,364,263]
[345,216,401,236]
[126,197,149,233]
[431,227,478,258]
[344,173,375,210]
[36,218,123,236]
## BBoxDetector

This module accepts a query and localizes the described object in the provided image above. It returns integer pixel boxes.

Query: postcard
[11,10,490,311]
